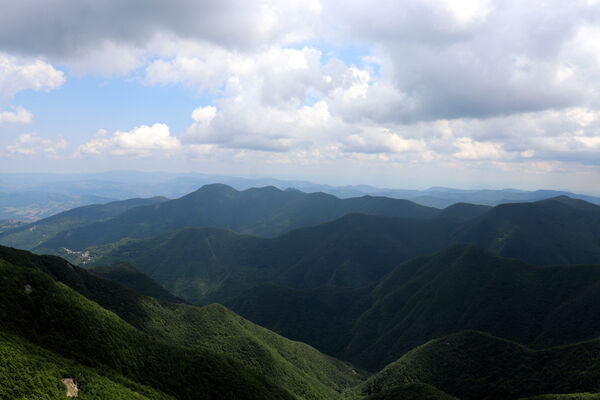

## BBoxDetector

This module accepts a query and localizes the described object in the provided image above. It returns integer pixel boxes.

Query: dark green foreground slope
[0,245,363,399]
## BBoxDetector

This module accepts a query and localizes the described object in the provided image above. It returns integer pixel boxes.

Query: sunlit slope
[0,330,175,400]
[0,244,362,400]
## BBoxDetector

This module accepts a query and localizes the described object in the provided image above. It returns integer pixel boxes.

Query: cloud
[0,0,321,76]
[78,123,181,156]
[452,137,504,160]
[7,133,67,155]
[0,53,65,100]
[0,106,33,124]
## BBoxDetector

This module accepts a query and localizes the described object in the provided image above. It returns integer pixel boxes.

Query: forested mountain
[230,245,600,371]
[0,245,362,399]
[360,330,600,400]
[4,186,600,399]
[22,184,438,252]
[53,195,600,308]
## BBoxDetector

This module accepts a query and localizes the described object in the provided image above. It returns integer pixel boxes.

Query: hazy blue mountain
[2,172,598,210]
[33,184,439,252]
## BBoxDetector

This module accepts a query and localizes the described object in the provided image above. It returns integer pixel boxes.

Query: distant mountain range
[1,171,599,222]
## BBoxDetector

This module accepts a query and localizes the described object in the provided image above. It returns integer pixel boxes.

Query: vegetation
[0,330,175,400]
[230,244,600,371]
[361,331,600,400]
[28,183,440,252]
[88,262,183,302]
[77,214,459,303]
[0,257,299,399]
[0,245,363,399]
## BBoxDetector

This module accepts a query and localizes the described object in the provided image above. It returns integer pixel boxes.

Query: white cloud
[7,133,67,155]
[453,137,504,160]
[0,106,33,124]
[78,123,181,156]
[0,53,65,100]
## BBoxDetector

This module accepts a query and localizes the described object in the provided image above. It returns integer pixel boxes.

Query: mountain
[59,195,600,308]
[3,171,600,208]
[434,202,492,220]
[88,262,183,303]
[0,245,362,399]
[77,214,458,304]
[0,196,168,250]
[455,196,600,265]
[31,183,438,252]
[230,244,600,371]
[360,331,600,400]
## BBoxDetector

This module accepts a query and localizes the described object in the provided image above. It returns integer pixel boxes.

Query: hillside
[230,244,600,371]
[0,196,168,250]
[31,184,439,252]
[0,245,362,400]
[61,196,600,308]
[0,330,175,400]
[360,331,600,400]
[88,262,184,303]
[455,196,600,265]
[80,214,458,304]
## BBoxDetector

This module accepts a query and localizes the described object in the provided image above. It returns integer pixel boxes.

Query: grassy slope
[0,245,362,400]
[0,196,167,250]
[360,331,600,400]
[0,330,175,400]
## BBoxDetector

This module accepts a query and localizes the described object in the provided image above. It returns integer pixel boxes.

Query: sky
[1,0,600,192]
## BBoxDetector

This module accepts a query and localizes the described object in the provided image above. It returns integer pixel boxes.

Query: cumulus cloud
[0,53,65,100]
[7,133,67,155]
[78,124,181,156]
[0,106,33,124]
[0,0,321,76]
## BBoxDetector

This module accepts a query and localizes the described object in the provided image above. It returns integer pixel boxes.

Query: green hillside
[73,214,456,304]
[88,262,183,303]
[230,245,600,371]
[0,257,296,399]
[0,330,175,400]
[456,196,600,265]
[0,245,362,400]
[32,184,439,252]
[42,195,600,308]
[0,196,167,250]
[360,331,600,400]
